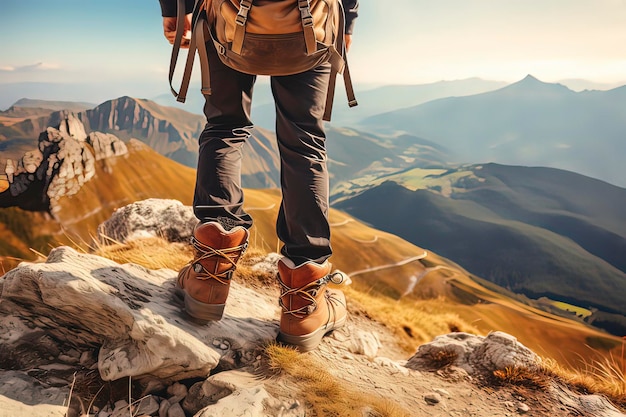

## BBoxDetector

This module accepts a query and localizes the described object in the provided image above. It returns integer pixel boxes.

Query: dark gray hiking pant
[193,40,332,265]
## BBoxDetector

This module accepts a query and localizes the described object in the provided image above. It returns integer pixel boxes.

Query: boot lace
[278,271,348,318]
[190,236,248,284]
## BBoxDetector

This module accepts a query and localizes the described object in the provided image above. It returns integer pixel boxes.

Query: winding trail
[348,251,428,277]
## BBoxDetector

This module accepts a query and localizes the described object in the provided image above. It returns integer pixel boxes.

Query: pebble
[424,392,442,405]
[134,395,160,416]
[167,382,188,404]
[433,388,451,398]
[167,402,186,417]
[517,402,530,414]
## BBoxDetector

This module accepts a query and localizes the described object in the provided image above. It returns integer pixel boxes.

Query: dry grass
[265,343,411,417]
[491,366,553,390]
[236,247,281,290]
[93,236,193,271]
[540,349,626,407]
[345,287,481,354]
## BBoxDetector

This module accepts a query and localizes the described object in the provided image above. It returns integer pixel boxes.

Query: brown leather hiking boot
[277,257,348,352]
[177,222,249,321]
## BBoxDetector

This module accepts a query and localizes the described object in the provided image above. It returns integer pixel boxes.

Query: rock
[406,331,541,376]
[551,383,626,417]
[433,388,451,398]
[0,114,130,212]
[517,401,530,414]
[0,246,278,382]
[133,395,160,416]
[195,386,270,417]
[373,357,410,376]
[97,199,197,244]
[0,394,66,417]
[158,399,171,417]
[111,399,129,417]
[166,382,188,404]
[4,159,15,182]
[59,113,87,142]
[0,371,68,410]
[182,381,213,415]
[167,402,186,417]
[348,330,381,359]
[87,131,129,160]
[424,392,442,405]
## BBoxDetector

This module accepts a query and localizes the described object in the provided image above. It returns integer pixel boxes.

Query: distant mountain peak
[499,74,574,95]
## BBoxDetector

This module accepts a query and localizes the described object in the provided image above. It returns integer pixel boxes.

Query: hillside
[361,75,626,188]
[334,164,626,335]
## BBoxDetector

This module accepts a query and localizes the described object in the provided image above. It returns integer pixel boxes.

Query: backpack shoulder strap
[322,0,358,121]
[168,0,210,103]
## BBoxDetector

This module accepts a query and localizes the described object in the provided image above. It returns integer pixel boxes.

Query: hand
[163,14,192,48]
[344,34,353,52]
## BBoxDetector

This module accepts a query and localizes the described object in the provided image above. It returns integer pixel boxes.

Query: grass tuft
[541,350,626,407]
[492,366,552,390]
[265,343,411,417]
[93,236,193,271]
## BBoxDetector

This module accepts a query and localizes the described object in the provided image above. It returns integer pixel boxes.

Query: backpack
[168,0,357,121]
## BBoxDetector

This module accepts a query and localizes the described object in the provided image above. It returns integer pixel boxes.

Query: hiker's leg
[178,42,255,322]
[194,41,256,229]
[270,63,332,265]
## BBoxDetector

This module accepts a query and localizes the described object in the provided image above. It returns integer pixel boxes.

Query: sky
[1,0,626,105]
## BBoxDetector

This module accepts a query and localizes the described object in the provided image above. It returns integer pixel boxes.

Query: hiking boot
[177,221,249,321]
[277,257,348,352]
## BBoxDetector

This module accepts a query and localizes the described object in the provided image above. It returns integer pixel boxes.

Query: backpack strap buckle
[235,0,252,26]
[232,0,252,54]
[298,0,316,55]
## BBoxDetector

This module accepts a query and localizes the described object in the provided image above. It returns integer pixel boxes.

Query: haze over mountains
[360,75,626,188]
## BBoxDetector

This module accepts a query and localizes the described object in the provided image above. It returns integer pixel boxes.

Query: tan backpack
[169,0,357,121]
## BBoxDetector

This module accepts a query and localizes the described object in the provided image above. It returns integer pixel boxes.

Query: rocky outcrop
[406,331,541,376]
[97,198,197,244]
[0,246,278,382]
[0,114,128,212]
[86,132,128,161]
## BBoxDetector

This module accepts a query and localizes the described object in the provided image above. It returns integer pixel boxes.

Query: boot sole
[277,315,347,352]
[179,289,225,321]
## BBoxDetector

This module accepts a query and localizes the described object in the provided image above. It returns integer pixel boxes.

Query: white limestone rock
[406,331,541,376]
[0,246,278,382]
[88,131,129,160]
[98,199,197,244]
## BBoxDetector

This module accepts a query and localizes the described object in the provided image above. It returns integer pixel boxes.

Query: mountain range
[359,75,626,188]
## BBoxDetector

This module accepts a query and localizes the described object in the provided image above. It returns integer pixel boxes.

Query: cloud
[0,62,60,72]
